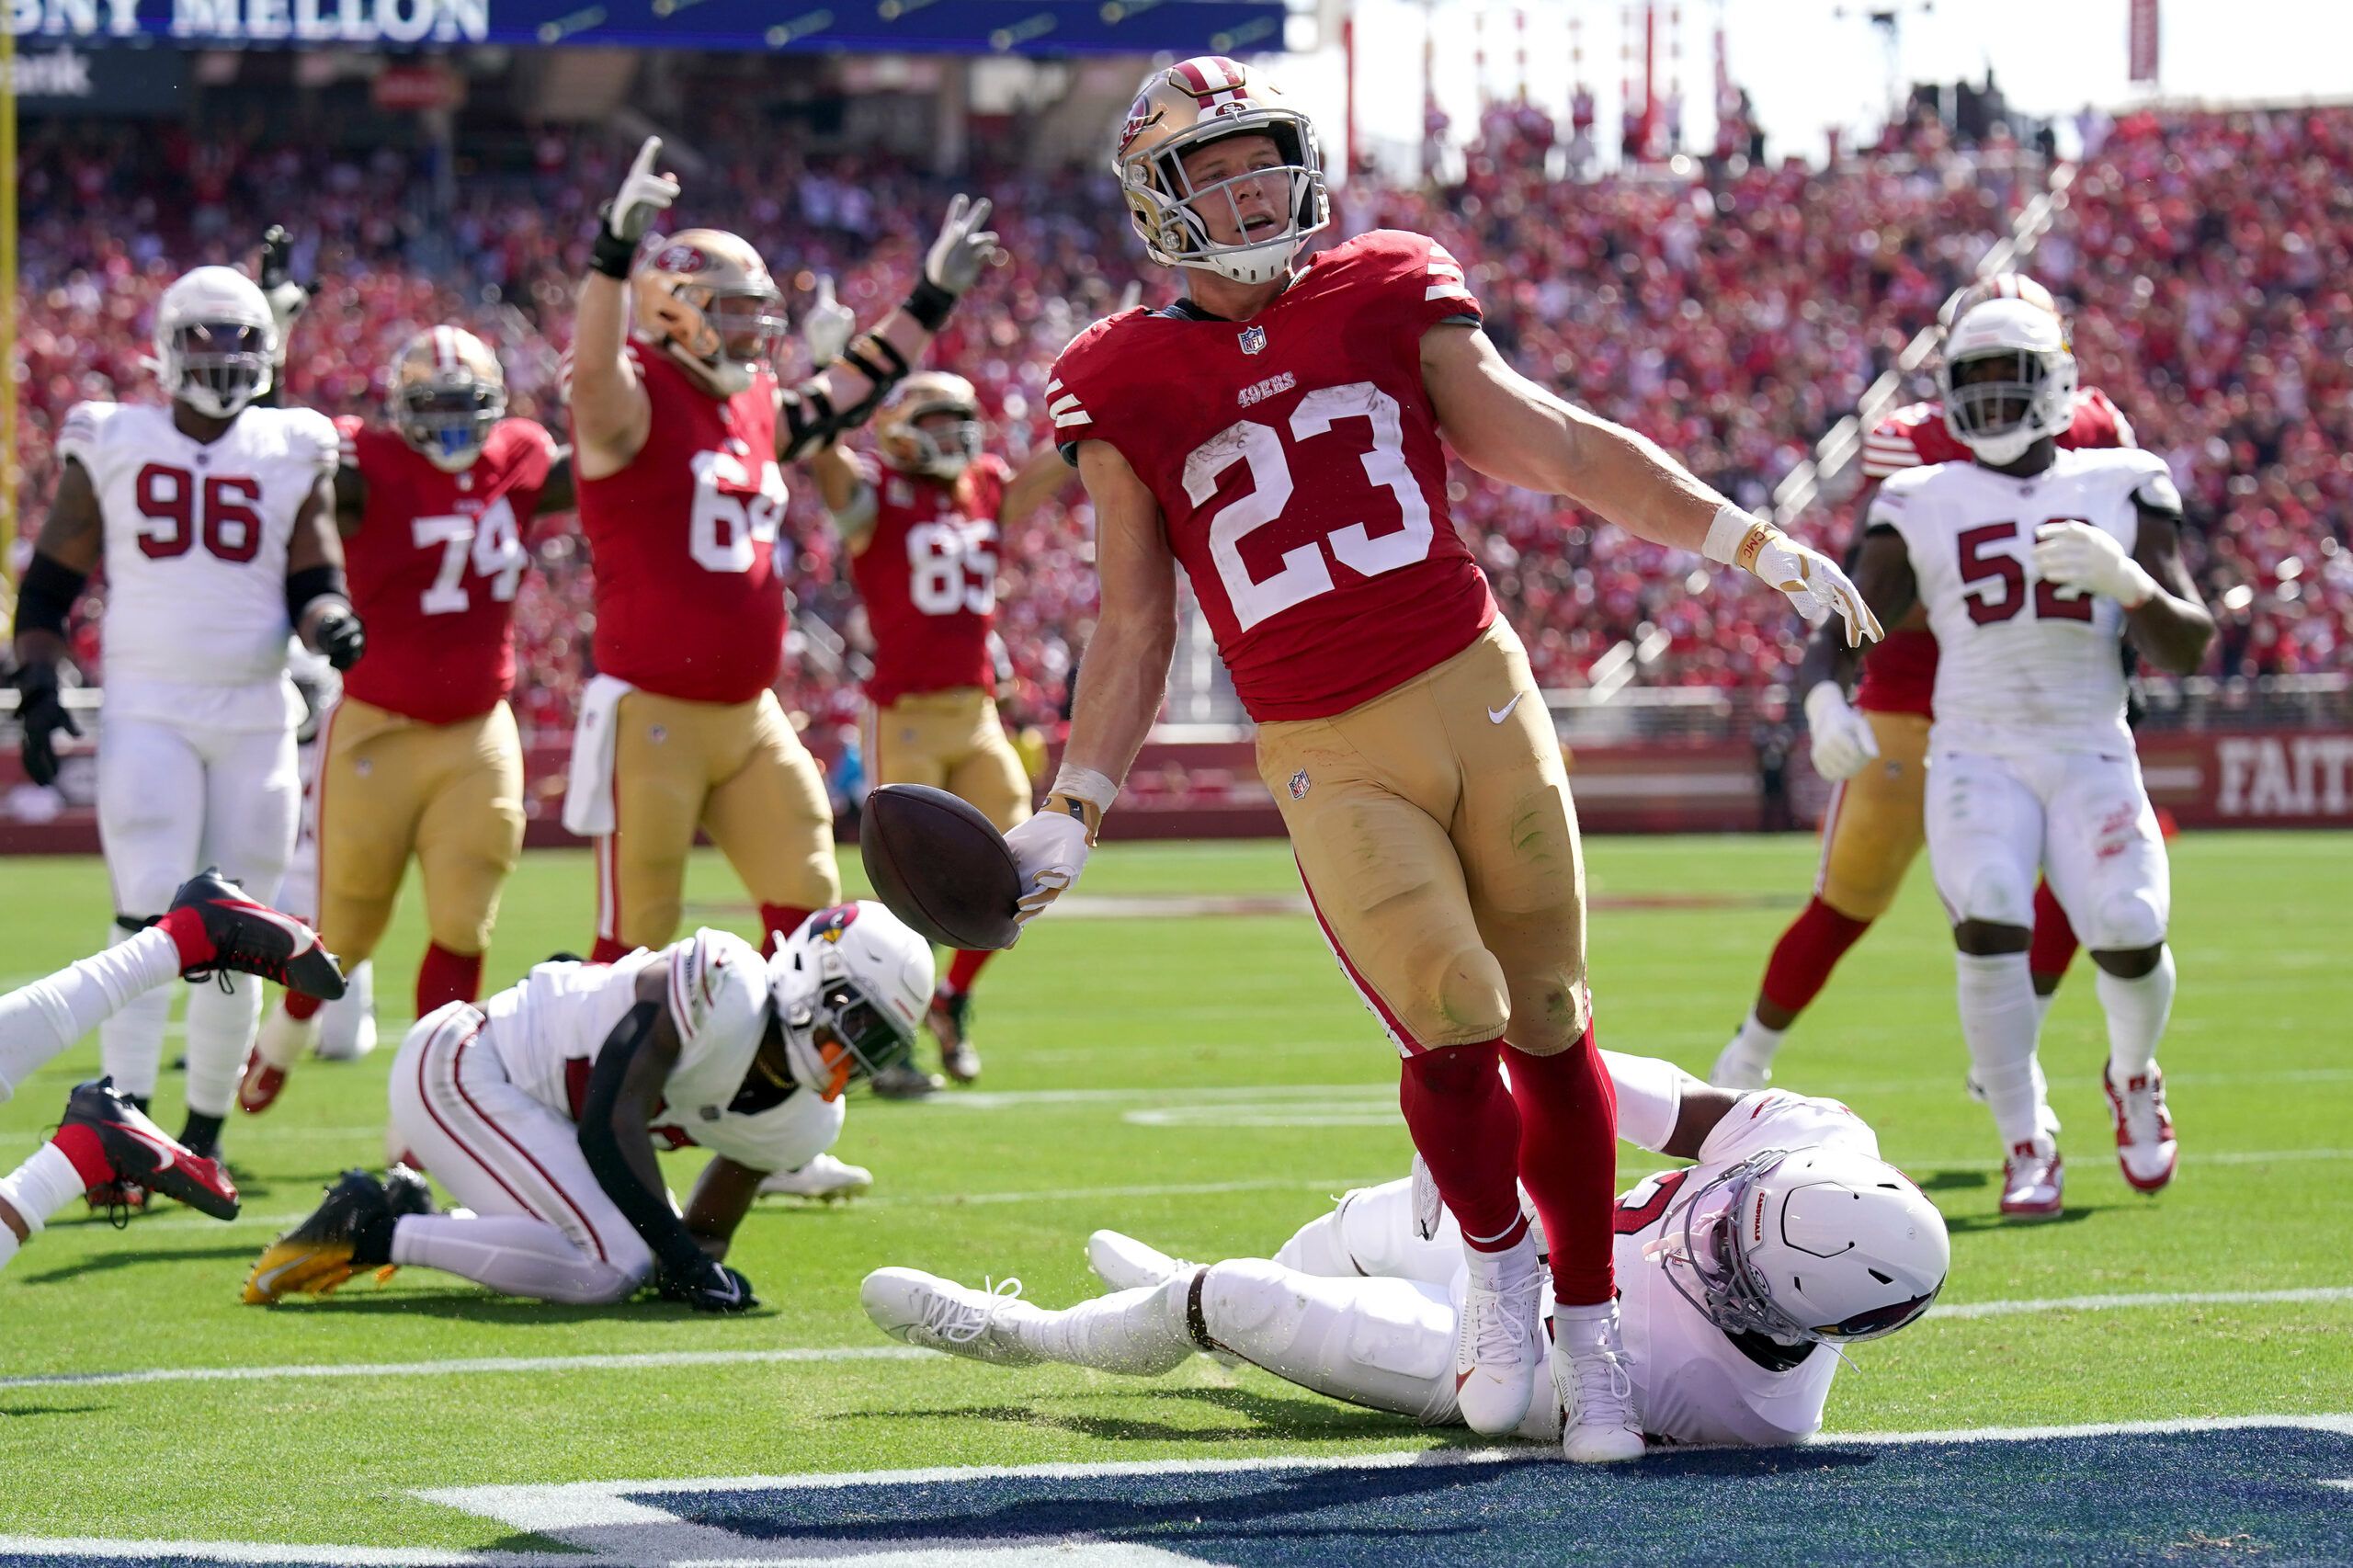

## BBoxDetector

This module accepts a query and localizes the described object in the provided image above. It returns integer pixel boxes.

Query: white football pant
[385,1005,654,1304]
[95,710,298,1111]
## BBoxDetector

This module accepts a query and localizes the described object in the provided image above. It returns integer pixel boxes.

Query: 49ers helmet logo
[651,243,708,275]
[804,904,861,944]
[1118,93,1165,157]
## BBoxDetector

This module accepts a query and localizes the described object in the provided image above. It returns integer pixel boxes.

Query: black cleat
[243,1168,393,1303]
[169,869,347,1000]
[62,1078,240,1221]
[869,1061,944,1100]
[926,989,981,1085]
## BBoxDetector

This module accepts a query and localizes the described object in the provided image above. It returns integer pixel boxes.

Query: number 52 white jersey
[59,400,336,694]
[1870,447,2178,758]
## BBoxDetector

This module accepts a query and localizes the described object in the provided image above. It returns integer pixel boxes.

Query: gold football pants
[864,687,1032,833]
[1256,622,1588,1057]
[1814,710,1931,922]
[595,688,839,951]
[315,696,525,962]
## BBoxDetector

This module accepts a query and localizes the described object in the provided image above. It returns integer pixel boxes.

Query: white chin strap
[669,341,755,397]
[1961,426,2037,465]
[1191,233,1302,287]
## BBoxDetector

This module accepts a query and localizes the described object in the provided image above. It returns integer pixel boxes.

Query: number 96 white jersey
[60,401,337,704]
[1870,447,2177,758]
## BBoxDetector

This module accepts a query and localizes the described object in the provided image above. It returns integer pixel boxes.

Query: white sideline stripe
[1928,1285,2353,1320]
[0,1540,557,1566]
[0,1346,931,1392]
[8,1285,2351,1394]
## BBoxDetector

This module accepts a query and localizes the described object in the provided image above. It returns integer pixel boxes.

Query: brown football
[859,784,1023,951]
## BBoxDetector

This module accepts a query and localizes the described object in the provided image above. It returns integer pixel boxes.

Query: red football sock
[415,943,485,1014]
[1508,1026,1619,1306]
[153,906,213,971]
[1399,1041,1527,1254]
[945,949,995,995]
[48,1123,113,1188]
[759,906,814,959]
[1758,897,1873,1017]
[283,991,324,1022]
[2029,881,2079,983]
[589,937,631,964]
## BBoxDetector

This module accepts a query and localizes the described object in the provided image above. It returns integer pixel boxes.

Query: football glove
[923,194,998,298]
[2032,520,2157,609]
[607,136,680,244]
[1751,530,1881,647]
[309,605,367,672]
[9,661,79,788]
[256,224,314,347]
[1004,789,1103,931]
[802,274,856,368]
[657,1259,759,1313]
[1802,681,1880,782]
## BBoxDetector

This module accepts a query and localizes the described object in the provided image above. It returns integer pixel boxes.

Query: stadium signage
[2212,734,2353,819]
[4,0,1285,52]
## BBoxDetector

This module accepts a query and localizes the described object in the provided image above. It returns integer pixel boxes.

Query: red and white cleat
[2105,1064,2178,1194]
[63,1078,239,1221]
[1999,1140,2064,1222]
[169,869,347,1000]
[237,1006,318,1115]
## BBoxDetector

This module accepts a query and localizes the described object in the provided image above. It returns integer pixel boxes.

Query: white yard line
[5,1285,2349,1394]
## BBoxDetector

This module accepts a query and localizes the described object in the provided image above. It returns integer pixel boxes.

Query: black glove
[657,1259,759,1313]
[11,661,80,787]
[311,605,367,672]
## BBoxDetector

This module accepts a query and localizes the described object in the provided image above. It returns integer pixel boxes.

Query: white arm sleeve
[1601,1050,1693,1153]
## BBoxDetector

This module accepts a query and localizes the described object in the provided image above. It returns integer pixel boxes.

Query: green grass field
[0,832,2347,1559]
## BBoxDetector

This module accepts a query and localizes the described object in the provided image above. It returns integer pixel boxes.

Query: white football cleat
[759,1153,873,1202]
[314,960,378,1062]
[237,1004,320,1114]
[1087,1229,1189,1291]
[1999,1139,2065,1221]
[860,1267,1041,1366]
[1551,1304,1646,1463]
[2104,1064,2177,1193]
[1454,1236,1546,1436]
[1709,1036,1771,1092]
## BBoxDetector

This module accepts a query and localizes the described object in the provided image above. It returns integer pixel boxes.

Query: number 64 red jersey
[335,415,558,724]
[1049,229,1496,722]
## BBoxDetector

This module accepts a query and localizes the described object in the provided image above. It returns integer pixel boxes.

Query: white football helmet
[1653,1147,1949,1346]
[151,265,278,419]
[1114,55,1330,286]
[1936,270,2062,336]
[1939,298,2078,467]
[770,903,933,1102]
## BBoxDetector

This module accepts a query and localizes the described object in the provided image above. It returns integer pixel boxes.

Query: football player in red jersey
[1712,273,2139,1095]
[807,371,1076,1093]
[563,139,999,968]
[1003,57,1879,1463]
[238,326,574,1113]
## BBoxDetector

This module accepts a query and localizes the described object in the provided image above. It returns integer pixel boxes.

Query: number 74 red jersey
[335,415,558,724]
[1048,229,1496,722]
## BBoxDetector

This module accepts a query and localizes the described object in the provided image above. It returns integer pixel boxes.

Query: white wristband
[1702,504,1770,568]
[1049,765,1119,812]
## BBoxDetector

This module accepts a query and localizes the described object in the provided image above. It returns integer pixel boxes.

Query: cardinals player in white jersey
[1837,300,2214,1220]
[863,1051,1949,1452]
[242,903,930,1310]
[8,263,365,1180]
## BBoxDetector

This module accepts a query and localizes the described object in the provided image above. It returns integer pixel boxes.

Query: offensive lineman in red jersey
[808,371,1076,1092]
[239,326,573,1112]
[564,139,999,966]
[1712,274,2138,1094]
[1000,57,1880,1462]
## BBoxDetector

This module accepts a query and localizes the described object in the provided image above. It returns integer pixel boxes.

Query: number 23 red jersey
[335,415,558,725]
[573,346,790,704]
[1049,230,1496,722]
[847,450,1009,706]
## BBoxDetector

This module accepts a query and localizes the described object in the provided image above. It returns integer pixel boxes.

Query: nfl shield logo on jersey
[1288,768,1311,800]
[1239,325,1267,356]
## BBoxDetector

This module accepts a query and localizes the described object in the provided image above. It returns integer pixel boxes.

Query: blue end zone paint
[636,1427,2353,1567]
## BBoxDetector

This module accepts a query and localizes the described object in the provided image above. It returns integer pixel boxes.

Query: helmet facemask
[1943,347,2073,466]
[780,973,915,1103]
[165,320,275,419]
[1650,1150,1939,1349]
[892,407,983,483]
[1123,119,1329,286]
[394,374,507,472]
[670,283,789,396]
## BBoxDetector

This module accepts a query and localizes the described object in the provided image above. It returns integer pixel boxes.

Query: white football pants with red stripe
[386,1004,654,1304]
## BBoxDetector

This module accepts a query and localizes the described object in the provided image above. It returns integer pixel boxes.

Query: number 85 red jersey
[1049,230,1496,722]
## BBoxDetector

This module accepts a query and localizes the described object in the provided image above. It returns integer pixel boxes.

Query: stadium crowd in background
[9,100,2347,768]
